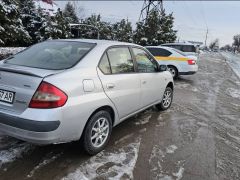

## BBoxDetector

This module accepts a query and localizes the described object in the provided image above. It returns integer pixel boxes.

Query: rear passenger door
[97,46,141,119]
[132,47,165,107]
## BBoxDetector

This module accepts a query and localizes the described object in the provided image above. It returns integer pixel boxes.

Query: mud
[0,53,239,180]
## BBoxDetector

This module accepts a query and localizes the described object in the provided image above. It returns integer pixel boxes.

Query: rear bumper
[0,112,61,145]
[0,112,60,132]
[179,64,198,75]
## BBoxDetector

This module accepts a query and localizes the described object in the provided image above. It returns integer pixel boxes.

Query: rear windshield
[5,41,96,70]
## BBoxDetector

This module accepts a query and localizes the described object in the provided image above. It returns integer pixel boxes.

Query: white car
[146,46,198,79]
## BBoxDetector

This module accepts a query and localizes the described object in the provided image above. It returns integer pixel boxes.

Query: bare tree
[209,39,219,50]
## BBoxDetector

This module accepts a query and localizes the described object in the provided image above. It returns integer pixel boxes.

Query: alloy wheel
[90,117,110,148]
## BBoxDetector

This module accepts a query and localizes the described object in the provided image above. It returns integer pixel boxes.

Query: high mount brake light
[29,82,67,109]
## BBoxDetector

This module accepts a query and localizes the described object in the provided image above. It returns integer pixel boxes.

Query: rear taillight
[29,82,68,109]
[187,59,196,65]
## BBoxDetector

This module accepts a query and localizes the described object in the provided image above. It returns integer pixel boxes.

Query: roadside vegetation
[0,0,177,47]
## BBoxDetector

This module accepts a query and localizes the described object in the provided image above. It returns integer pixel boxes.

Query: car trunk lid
[0,63,63,114]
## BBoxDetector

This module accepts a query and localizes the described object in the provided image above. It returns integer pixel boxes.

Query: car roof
[51,39,141,48]
[161,42,195,46]
[145,45,175,51]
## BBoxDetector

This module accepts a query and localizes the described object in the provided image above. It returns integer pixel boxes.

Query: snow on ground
[0,143,32,168]
[221,52,240,79]
[166,145,178,154]
[149,144,184,180]
[62,140,141,180]
[173,167,184,180]
[175,83,198,92]
[135,114,152,125]
[226,88,240,99]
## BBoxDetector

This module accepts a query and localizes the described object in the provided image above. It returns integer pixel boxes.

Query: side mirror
[159,65,168,72]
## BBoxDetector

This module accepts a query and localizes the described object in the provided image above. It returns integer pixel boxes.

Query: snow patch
[0,143,32,167]
[173,167,184,180]
[166,145,178,154]
[62,140,141,180]
[226,88,240,98]
[175,83,198,92]
[135,115,152,125]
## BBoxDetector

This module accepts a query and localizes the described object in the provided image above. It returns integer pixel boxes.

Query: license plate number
[0,89,15,104]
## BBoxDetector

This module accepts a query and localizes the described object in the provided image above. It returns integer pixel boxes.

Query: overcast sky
[56,1,240,46]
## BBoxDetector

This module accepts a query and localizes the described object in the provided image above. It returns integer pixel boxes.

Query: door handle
[142,80,147,84]
[106,83,115,89]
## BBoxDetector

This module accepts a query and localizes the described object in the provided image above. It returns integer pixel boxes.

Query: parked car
[0,39,174,155]
[146,46,198,79]
[172,48,198,62]
[161,42,199,57]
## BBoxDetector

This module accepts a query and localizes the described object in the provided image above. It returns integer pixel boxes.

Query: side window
[99,53,111,74]
[170,45,181,51]
[182,45,196,52]
[132,48,157,73]
[147,48,172,57]
[107,47,134,74]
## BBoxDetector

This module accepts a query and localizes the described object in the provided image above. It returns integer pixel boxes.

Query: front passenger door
[98,47,141,119]
[132,47,165,108]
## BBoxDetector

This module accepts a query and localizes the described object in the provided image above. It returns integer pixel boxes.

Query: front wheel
[156,87,173,111]
[83,110,112,155]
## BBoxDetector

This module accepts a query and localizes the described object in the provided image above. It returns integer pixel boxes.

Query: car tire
[167,66,178,79]
[83,110,112,155]
[156,87,173,111]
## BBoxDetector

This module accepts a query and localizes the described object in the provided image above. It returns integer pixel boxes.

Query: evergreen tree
[134,8,177,46]
[156,10,177,44]
[0,0,31,46]
[33,6,57,41]
[18,0,39,44]
[77,14,112,40]
[133,21,146,45]
[112,19,133,42]
[55,8,72,39]
[63,2,79,23]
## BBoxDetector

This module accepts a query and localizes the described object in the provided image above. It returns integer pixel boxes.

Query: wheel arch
[166,81,174,91]
[167,64,179,73]
[79,105,116,141]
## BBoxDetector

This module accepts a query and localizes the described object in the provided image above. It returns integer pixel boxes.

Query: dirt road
[0,52,239,180]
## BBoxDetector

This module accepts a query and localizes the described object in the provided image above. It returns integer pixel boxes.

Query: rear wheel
[156,87,173,111]
[83,110,112,155]
[168,66,178,79]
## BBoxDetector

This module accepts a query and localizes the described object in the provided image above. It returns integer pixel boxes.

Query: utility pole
[139,0,163,24]
[204,28,208,47]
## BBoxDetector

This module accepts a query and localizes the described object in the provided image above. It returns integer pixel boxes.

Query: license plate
[0,89,15,104]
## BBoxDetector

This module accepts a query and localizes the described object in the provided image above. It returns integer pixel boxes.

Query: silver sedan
[0,39,174,155]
